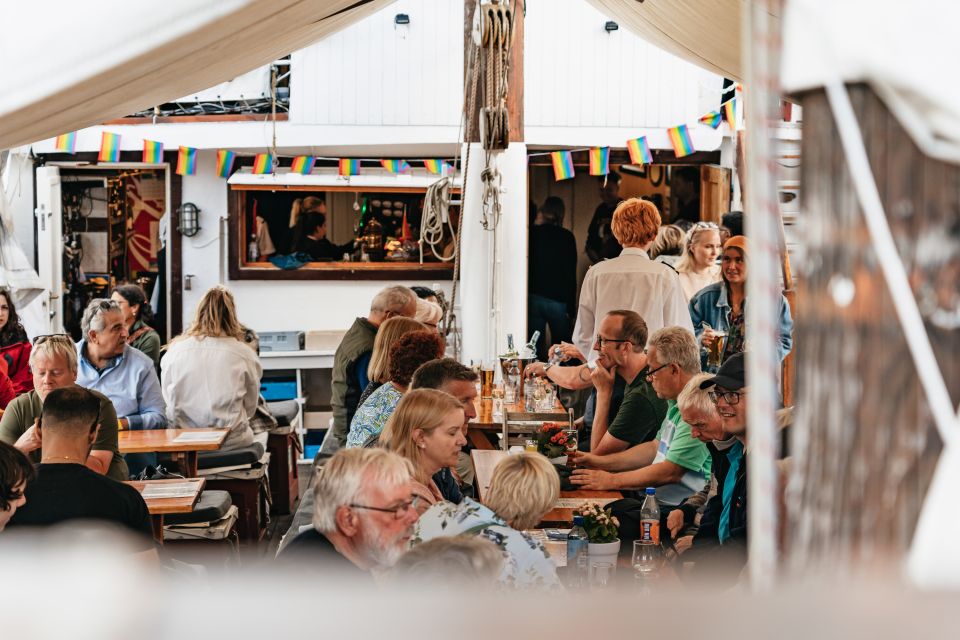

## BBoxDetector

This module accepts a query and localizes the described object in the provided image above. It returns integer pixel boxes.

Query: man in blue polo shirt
[75,298,166,476]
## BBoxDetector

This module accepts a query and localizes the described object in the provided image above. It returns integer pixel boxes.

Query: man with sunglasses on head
[279,448,420,578]
[0,335,127,481]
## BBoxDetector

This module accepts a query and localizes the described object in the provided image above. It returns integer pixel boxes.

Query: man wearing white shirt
[573,197,694,363]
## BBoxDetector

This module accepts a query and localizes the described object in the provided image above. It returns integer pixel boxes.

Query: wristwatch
[543,362,554,375]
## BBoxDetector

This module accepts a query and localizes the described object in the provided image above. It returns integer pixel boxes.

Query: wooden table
[125,478,205,544]
[470,450,622,524]
[467,398,569,449]
[118,429,229,477]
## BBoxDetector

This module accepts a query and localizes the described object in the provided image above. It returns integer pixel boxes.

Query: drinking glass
[632,540,661,579]
[563,429,578,467]
[590,561,615,590]
[706,330,728,369]
[524,439,538,453]
[491,384,504,421]
[480,360,495,398]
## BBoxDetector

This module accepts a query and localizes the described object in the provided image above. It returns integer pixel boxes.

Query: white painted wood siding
[291,0,464,127]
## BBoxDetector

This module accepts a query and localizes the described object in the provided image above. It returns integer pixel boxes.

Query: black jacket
[689,441,747,570]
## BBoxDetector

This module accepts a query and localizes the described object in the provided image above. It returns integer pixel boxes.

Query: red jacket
[1,341,33,396]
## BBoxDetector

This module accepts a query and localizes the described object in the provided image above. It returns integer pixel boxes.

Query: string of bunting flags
[50,130,459,180]
[539,95,740,181]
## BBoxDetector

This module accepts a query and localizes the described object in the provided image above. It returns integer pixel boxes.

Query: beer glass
[706,330,727,369]
[480,360,495,398]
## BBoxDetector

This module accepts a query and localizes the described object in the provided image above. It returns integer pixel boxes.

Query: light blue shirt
[76,341,167,431]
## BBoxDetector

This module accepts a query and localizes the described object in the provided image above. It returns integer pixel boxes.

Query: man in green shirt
[572,326,711,506]
[588,310,668,455]
[0,335,127,481]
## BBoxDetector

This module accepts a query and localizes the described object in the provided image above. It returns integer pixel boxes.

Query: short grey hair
[371,286,416,315]
[312,448,413,534]
[29,336,79,373]
[81,298,122,336]
[677,373,716,416]
[648,326,701,375]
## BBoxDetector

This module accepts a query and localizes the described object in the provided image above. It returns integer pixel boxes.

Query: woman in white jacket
[161,286,261,450]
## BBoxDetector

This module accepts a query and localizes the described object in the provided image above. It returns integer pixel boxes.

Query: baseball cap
[699,352,746,391]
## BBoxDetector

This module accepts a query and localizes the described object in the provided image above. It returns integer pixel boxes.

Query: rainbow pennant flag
[97,132,121,162]
[423,159,451,175]
[216,150,236,178]
[550,151,574,181]
[176,146,198,176]
[142,140,163,164]
[252,153,273,175]
[381,159,411,174]
[699,111,722,129]
[291,155,315,175]
[626,137,653,165]
[54,132,77,153]
[588,147,610,176]
[723,99,737,129]
[667,124,695,158]
[339,158,360,177]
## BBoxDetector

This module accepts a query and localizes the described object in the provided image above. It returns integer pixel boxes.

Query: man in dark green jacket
[330,286,417,446]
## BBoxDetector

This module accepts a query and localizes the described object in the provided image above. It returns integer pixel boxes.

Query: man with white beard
[280,448,420,577]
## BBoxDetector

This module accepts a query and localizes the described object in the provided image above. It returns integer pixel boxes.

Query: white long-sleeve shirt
[573,247,695,361]
[160,336,261,450]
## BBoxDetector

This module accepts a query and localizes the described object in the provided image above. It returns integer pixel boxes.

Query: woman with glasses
[688,236,794,373]
[675,222,723,301]
[111,284,161,365]
[379,388,466,510]
[0,289,34,395]
[412,452,562,589]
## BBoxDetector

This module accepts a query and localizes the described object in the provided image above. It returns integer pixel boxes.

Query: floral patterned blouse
[345,383,402,448]
[412,498,561,589]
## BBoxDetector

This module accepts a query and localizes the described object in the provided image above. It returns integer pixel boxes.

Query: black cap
[699,352,746,391]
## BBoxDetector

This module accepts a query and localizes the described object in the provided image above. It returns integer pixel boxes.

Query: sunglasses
[33,334,74,345]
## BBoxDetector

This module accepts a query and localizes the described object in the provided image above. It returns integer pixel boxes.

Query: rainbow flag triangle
[142,140,163,164]
[216,150,236,178]
[339,158,360,177]
[97,132,121,162]
[626,137,653,165]
[291,155,316,176]
[589,147,610,176]
[423,159,451,175]
[667,124,696,158]
[699,111,722,129]
[176,147,197,176]
[252,153,273,175]
[550,151,574,181]
[55,132,77,154]
[723,99,737,129]
[381,159,411,174]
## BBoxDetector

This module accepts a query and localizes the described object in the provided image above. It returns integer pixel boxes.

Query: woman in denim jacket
[688,236,794,373]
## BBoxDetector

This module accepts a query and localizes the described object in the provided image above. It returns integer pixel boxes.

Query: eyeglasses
[692,221,720,230]
[349,495,421,520]
[709,390,742,405]
[33,333,74,345]
[594,335,629,348]
[645,362,672,378]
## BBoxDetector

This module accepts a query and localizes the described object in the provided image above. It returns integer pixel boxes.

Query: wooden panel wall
[787,85,959,572]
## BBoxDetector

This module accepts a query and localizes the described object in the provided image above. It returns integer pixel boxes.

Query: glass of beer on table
[480,360,495,398]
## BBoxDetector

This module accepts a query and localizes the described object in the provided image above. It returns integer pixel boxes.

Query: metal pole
[742,0,783,590]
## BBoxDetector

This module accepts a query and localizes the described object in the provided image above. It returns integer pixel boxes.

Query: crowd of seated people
[0,196,794,590]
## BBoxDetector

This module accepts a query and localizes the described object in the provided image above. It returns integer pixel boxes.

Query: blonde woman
[412,452,562,589]
[675,222,723,300]
[379,388,465,507]
[160,286,261,450]
[354,316,425,410]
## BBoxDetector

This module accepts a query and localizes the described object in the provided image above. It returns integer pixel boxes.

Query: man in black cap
[687,352,748,573]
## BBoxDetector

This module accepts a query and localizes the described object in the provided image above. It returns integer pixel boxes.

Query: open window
[227,168,458,280]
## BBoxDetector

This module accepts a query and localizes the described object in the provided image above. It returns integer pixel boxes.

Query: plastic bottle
[566,515,590,588]
[505,360,520,404]
[640,487,660,545]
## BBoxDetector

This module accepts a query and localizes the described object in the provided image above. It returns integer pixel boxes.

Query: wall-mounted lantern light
[178,202,201,237]
[604,21,619,33]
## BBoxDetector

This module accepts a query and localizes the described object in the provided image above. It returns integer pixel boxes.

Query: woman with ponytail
[112,284,161,364]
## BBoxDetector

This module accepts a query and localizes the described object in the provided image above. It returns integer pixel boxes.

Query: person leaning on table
[0,334,127,481]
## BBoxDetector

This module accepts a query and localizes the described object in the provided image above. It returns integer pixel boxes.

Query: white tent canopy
[585,0,780,81]
[0,0,394,150]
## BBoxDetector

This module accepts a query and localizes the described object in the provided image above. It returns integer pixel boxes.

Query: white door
[34,165,63,333]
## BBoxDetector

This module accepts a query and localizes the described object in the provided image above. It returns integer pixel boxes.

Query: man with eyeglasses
[688,352,748,569]
[571,327,710,515]
[280,448,419,577]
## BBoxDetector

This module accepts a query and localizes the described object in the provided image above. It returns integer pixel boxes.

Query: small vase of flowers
[575,502,621,562]
[536,422,571,461]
